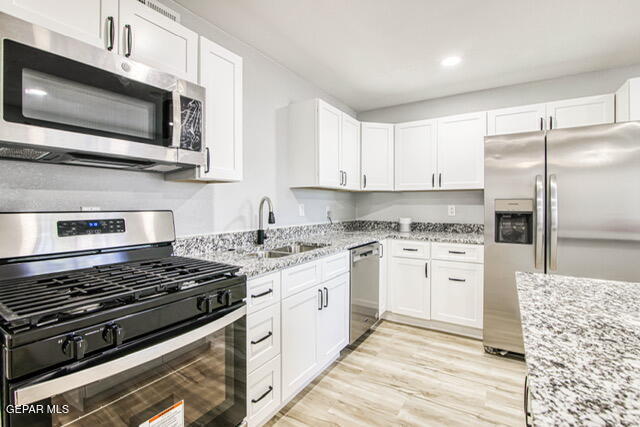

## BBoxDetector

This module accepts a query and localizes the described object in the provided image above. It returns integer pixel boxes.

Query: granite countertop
[191,230,483,278]
[516,272,640,426]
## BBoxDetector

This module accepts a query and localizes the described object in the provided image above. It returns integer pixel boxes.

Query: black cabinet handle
[251,288,273,299]
[549,116,553,130]
[251,385,273,403]
[323,287,328,308]
[448,278,466,282]
[432,173,435,187]
[318,289,323,310]
[539,117,544,130]
[448,250,466,255]
[106,16,114,51]
[344,171,347,187]
[363,174,367,188]
[439,173,442,187]
[124,24,132,57]
[379,243,384,258]
[251,331,272,345]
[425,262,428,278]
[205,147,211,173]
[403,248,418,252]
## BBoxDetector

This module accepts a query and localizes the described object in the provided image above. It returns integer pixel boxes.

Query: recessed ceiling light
[441,56,462,67]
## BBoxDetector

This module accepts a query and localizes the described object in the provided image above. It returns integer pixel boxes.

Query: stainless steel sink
[245,242,329,259]
[271,242,329,254]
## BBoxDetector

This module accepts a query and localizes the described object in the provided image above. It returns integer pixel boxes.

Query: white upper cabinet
[289,99,357,190]
[436,112,486,190]
[317,100,342,188]
[546,94,614,130]
[616,78,640,122]
[119,0,198,82]
[361,122,394,191]
[0,0,118,50]
[487,103,546,136]
[198,37,243,181]
[340,113,361,191]
[394,119,437,191]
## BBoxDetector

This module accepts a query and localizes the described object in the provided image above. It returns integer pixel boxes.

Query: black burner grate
[0,257,239,326]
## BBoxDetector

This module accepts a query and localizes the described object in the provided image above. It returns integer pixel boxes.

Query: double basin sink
[247,242,329,259]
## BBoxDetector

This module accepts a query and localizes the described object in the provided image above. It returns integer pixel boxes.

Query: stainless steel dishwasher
[349,242,380,344]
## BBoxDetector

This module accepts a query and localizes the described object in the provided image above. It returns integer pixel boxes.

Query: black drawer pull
[251,289,273,299]
[403,248,418,252]
[448,278,466,282]
[448,250,466,255]
[251,385,273,403]
[251,331,272,345]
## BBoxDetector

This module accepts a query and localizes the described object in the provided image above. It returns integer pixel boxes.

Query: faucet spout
[257,196,275,244]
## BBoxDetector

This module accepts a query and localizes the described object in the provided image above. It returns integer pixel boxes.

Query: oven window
[12,319,246,427]
[3,39,172,147]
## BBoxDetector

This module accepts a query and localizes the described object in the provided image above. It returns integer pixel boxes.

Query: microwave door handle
[170,89,182,148]
[13,306,246,406]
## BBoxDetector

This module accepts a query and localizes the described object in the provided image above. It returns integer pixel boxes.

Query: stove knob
[103,323,124,346]
[62,335,87,360]
[218,290,232,307]
[197,294,216,313]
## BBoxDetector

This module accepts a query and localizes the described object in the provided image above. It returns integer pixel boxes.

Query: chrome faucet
[257,196,276,245]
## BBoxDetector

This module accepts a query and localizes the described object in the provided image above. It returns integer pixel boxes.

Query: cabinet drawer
[431,260,483,328]
[247,355,281,427]
[391,240,430,259]
[281,260,321,298]
[321,252,350,281]
[247,303,281,373]
[431,243,483,263]
[247,271,281,313]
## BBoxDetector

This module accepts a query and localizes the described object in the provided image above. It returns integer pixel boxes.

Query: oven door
[8,306,246,427]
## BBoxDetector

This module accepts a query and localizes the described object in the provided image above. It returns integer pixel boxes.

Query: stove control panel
[57,219,125,237]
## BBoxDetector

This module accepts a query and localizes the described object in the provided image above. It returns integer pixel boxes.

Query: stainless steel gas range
[0,211,246,426]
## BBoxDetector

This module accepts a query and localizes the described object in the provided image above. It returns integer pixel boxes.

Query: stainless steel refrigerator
[483,121,640,354]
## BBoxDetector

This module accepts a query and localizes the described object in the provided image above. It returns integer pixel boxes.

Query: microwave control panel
[57,219,125,237]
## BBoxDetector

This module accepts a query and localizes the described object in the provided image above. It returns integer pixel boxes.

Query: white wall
[355,63,640,225]
[0,0,357,237]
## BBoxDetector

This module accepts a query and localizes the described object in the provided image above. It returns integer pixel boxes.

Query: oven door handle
[170,89,182,148]
[13,305,246,406]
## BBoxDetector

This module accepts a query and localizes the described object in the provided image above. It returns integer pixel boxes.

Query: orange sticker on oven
[139,400,184,427]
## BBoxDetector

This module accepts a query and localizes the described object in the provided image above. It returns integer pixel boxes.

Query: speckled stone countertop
[516,272,640,426]
[175,221,483,278]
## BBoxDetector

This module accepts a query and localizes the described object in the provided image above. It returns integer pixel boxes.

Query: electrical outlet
[298,204,305,217]
[448,205,456,216]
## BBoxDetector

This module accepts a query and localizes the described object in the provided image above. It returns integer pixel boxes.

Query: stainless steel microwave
[0,12,205,172]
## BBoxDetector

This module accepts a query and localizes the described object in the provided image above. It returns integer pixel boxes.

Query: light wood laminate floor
[267,321,526,426]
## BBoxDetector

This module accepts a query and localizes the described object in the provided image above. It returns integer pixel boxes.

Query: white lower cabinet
[431,260,483,328]
[389,257,430,319]
[317,273,349,365]
[247,355,281,426]
[379,240,388,313]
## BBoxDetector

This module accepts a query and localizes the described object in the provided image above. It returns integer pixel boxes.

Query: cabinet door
[281,286,320,401]
[340,113,361,190]
[389,258,430,319]
[394,120,437,190]
[0,0,118,49]
[318,274,349,365]
[487,104,546,136]
[317,100,342,188]
[546,94,614,130]
[436,112,486,190]
[361,122,394,191]
[431,260,483,328]
[119,0,198,82]
[198,36,243,181]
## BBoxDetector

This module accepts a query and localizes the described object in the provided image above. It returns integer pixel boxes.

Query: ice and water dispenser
[494,199,534,244]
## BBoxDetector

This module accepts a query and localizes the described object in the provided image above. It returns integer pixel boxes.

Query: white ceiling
[176,0,640,112]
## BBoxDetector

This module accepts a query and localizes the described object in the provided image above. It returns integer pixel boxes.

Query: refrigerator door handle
[535,175,544,269]
[549,174,559,270]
